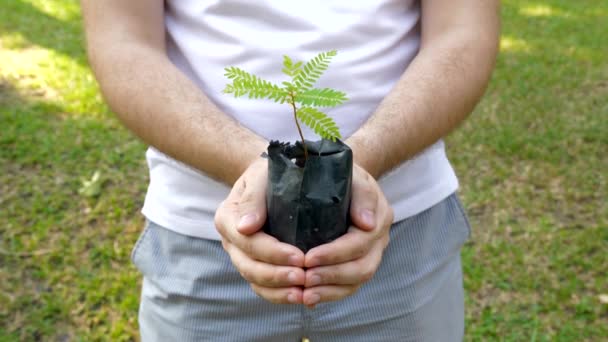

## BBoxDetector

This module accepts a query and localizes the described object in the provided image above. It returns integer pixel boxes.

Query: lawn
[1,0,606,340]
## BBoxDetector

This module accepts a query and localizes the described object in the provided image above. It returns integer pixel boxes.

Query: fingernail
[307,293,320,306]
[287,293,298,304]
[238,213,257,229]
[361,209,375,228]
[309,275,321,287]
[288,272,298,284]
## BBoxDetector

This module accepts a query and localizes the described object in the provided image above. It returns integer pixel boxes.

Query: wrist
[225,138,268,185]
[245,138,269,164]
[346,134,381,179]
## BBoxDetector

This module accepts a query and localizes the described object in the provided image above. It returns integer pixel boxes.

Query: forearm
[82,0,266,185]
[87,43,266,185]
[347,1,500,178]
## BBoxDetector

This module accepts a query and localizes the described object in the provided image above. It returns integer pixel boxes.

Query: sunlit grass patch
[520,4,564,17]
[500,36,532,53]
[22,0,81,21]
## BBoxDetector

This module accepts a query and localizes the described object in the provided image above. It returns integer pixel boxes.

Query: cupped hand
[215,158,306,304]
[302,164,394,307]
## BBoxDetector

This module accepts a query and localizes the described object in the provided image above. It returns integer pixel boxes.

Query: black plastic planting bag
[264,139,353,252]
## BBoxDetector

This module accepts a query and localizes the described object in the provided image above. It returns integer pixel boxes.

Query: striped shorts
[131,193,471,341]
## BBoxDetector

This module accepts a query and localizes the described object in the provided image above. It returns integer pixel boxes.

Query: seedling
[223,50,348,160]
[223,51,352,251]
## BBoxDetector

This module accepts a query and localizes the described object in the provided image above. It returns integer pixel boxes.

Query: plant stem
[290,93,308,160]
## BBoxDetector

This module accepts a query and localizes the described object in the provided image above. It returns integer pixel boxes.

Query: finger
[302,285,359,307]
[304,227,373,268]
[250,284,304,305]
[215,175,253,238]
[305,238,385,287]
[349,166,378,231]
[215,196,304,267]
[224,241,305,287]
[214,199,241,250]
[235,160,268,235]
[231,231,305,266]
[214,198,255,245]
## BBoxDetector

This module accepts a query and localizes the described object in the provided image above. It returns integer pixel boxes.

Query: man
[82,0,499,340]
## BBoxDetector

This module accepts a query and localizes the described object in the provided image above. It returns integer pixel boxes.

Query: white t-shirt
[142,0,459,239]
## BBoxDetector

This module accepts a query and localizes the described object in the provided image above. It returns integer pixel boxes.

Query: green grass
[0,0,606,340]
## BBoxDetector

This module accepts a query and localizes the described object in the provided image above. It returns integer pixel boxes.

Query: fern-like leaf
[282,55,303,77]
[296,107,342,141]
[296,88,348,108]
[293,50,337,91]
[223,67,288,102]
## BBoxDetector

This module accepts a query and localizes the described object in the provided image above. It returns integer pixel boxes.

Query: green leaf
[222,52,348,142]
[79,170,104,198]
[283,55,293,68]
[223,67,288,103]
[295,88,348,108]
[296,107,342,141]
[293,50,337,91]
[282,55,304,77]
[281,81,297,94]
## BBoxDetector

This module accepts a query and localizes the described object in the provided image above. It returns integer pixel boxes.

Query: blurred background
[0,0,606,340]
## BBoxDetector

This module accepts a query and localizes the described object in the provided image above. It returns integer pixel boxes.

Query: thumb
[236,166,268,235]
[237,211,266,235]
[349,167,378,231]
